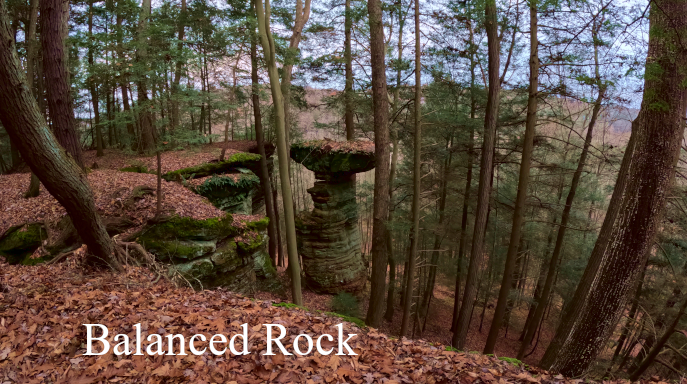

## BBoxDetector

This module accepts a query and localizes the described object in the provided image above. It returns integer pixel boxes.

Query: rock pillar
[290,140,375,293]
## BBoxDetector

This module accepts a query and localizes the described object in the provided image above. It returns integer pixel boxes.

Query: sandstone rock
[291,140,375,294]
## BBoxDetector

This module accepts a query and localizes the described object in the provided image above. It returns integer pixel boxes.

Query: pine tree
[540,0,687,375]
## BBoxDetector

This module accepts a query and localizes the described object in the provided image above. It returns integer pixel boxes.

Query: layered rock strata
[290,140,375,293]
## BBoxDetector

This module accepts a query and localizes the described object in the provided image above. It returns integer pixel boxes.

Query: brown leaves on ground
[0,170,224,237]
[0,260,627,384]
[82,146,236,174]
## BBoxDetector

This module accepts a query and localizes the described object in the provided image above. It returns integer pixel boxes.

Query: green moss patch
[137,215,238,247]
[163,152,261,181]
[290,140,375,177]
[324,312,366,329]
[0,223,46,265]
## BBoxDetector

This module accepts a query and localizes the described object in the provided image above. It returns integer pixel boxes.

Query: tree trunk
[116,4,135,141]
[280,0,311,147]
[384,3,407,323]
[254,0,302,305]
[609,259,647,370]
[452,0,500,350]
[136,0,155,153]
[400,0,421,337]
[484,1,538,354]
[170,0,186,132]
[251,20,278,266]
[364,0,391,328]
[0,0,120,270]
[539,0,687,375]
[89,0,104,157]
[452,24,477,331]
[24,0,40,198]
[40,0,84,169]
[344,0,353,140]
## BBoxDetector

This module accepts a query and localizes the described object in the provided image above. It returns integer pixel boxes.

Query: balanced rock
[291,140,375,294]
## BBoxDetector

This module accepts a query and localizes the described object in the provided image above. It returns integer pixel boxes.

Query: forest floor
[256,270,558,368]
[0,258,641,384]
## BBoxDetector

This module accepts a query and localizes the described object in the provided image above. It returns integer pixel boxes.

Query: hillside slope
[0,259,644,384]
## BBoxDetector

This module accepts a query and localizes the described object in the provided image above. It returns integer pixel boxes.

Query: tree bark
[400,0,421,337]
[170,0,186,132]
[364,0,391,328]
[344,0,354,140]
[452,0,500,350]
[254,0,302,305]
[89,0,104,157]
[452,21,477,332]
[40,0,84,169]
[384,3,407,323]
[24,0,40,198]
[280,0,311,147]
[484,0,538,354]
[115,3,135,141]
[0,0,120,270]
[136,0,155,153]
[539,0,687,375]
[251,17,278,266]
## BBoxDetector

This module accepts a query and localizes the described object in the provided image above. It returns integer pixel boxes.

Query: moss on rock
[137,215,238,245]
[290,140,375,180]
[191,173,260,214]
[0,223,46,265]
[162,152,262,181]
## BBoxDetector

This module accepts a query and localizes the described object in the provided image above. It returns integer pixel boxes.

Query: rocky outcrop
[136,215,270,295]
[0,223,46,265]
[189,172,261,215]
[291,140,375,294]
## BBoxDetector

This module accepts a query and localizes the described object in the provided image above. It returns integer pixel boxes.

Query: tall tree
[24,0,40,198]
[89,0,104,157]
[254,0,303,305]
[0,0,120,270]
[400,0,421,337]
[344,0,353,140]
[539,0,687,375]
[451,0,500,350]
[484,0,539,354]
[517,17,606,360]
[40,0,85,168]
[364,0,391,328]
[136,0,156,153]
[250,9,278,266]
[280,0,311,146]
[170,0,187,132]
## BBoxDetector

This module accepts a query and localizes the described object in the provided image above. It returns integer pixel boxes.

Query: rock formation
[290,140,375,293]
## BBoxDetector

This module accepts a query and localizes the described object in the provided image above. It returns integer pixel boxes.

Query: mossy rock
[0,223,46,265]
[137,215,238,244]
[162,152,262,181]
[290,140,375,180]
[120,165,154,174]
[169,257,215,281]
[210,241,239,268]
[242,216,270,232]
[237,232,267,255]
[192,174,260,214]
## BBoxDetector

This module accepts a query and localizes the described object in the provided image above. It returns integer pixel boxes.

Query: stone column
[291,140,375,293]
